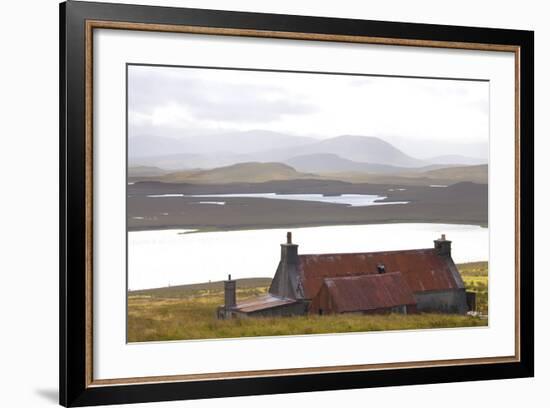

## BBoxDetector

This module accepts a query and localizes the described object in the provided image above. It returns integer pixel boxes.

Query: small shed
[230,294,307,318]
[310,272,417,315]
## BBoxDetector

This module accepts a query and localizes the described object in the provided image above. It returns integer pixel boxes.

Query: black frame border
[60,1,534,406]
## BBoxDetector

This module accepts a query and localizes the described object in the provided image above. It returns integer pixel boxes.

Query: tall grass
[128,296,487,342]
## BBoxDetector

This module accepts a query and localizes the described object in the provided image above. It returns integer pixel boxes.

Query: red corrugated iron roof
[323,272,416,313]
[298,248,461,299]
[233,294,297,313]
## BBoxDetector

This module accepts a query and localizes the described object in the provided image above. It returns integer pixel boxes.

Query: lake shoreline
[128,219,489,233]
[128,223,489,290]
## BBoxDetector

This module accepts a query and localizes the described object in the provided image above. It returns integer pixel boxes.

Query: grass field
[127,262,488,342]
[459,262,489,315]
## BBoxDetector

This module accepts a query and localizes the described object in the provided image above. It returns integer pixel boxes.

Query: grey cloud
[128,67,316,124]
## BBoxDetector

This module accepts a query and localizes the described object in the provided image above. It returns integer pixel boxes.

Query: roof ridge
[323,272,403,282]
[299,248,436,258]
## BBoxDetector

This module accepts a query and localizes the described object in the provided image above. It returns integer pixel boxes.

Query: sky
[128,64,489,159]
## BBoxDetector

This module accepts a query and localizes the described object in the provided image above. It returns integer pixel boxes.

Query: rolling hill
[422,164,488,184]
[319,164,488,185]
[128,165,170,178]
[133,161,487,186]
[156,162,315,184]
[127,132,488,185]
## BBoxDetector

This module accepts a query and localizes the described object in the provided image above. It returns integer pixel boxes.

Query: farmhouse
[217,232,472,319]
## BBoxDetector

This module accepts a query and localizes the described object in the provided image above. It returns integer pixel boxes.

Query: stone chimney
[275,232,299,298]
[224,274,236,309]
[280,231,298,265]
[434,234,451,256]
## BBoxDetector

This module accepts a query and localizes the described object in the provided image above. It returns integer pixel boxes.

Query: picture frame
[59,1,534,406]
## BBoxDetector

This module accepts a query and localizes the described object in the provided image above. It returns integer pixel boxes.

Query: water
[197,201,226,206]
[128,223,488,290]
[146,193,409,207]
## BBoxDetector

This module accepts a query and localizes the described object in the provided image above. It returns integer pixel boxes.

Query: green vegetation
[320,164,487,186]
[129,162,488,186]
[421,164,487,184]
[458,261,488,315]
[156,162,314,184]
[127,262,488,342]
[130,277,272,299]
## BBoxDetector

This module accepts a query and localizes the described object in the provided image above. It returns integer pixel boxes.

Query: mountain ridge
[284,153,467,174]
[129,132,487,171]
[254,134,426,168]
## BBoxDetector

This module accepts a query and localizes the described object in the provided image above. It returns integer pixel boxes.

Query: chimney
[280,231,298,265]
[224,274,236,309]
[275,232,299,298]
[434,234,451,256]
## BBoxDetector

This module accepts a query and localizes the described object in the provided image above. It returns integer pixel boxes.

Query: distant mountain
[257,135,427,168]
[129,135,188,158]
[129,130,315,159]
[426,154,487,166]
[128,166,170,178]
[157,162,315,184]
[313,136,426,167]
[177,130,315,154]
[284,153,409,173]
[284,153,459,174]
[129,131,485,172]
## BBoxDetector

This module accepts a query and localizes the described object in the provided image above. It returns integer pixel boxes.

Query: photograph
[55,1,535,405]
[126,64,490,342]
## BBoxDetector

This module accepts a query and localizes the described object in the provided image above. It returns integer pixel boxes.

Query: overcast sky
[128,65,489,159]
